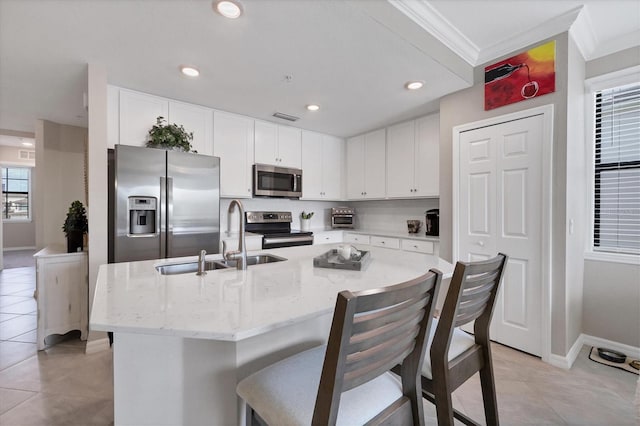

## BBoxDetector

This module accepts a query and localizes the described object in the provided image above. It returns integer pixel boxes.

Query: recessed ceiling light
[306,104,320,111]
[405,81,424,90]
[215,0,243,19]
[22,141,33,147]
[180,66,200,77]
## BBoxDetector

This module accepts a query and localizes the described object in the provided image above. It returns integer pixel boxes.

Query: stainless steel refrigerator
[109,144,220,263]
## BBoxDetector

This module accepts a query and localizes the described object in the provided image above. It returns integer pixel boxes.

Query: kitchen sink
[155,260,231,275]
[155,254,287,275]
[218,254,287,268]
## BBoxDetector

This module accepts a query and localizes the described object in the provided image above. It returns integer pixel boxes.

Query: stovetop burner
[245,211,314,248]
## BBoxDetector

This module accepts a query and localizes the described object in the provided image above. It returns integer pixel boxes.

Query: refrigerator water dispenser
[128,197,156,235]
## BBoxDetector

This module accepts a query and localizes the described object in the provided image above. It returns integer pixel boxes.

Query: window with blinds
[593,82,640,254]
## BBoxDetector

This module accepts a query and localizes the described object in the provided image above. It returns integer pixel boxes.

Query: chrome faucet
[223,199,247,270]
[196,249,207,276]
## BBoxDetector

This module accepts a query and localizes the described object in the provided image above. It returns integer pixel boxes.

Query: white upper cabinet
[386,114,439,198]
[301,131,344,200]
[254,120,302,169]
[119,89,168,147]
[213,111,254,198]
[112,87,213,155]
[168,101,214,156]
[346,129,386,199]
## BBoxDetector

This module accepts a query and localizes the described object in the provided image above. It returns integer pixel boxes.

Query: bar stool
[237,269,442,425]
[421,253,508,426]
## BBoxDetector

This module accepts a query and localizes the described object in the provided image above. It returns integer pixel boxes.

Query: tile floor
[0,264,638,425]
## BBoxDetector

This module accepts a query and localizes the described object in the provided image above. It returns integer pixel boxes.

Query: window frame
[1,165,33,223]
[585,65,640,265]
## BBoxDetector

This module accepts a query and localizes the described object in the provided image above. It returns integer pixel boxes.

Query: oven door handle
[263,235,314,245]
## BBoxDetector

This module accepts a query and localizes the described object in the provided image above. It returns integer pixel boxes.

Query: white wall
[349,199,439,233]
[34,120,87,248]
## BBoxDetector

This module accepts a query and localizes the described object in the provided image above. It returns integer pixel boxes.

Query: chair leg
[479,358,499,425]
[430,370,455,426]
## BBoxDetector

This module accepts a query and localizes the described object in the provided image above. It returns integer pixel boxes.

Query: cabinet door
[107,86,120,149]
[277,126,302,168]
[169,101,213,156]
[301,131,323,199]
[254,120,278,165]
[364,129,386,199]
[213,111,254,198]
[386,120,415,198]
[346,135,365,199]
[415,114,439,197]
[119,90,168,147]
[322,135,344,199]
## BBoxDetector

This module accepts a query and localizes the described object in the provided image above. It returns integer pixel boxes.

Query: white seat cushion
[422,318,477,379]
[237,345,403,425]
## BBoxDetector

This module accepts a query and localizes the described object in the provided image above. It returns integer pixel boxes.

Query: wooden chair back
[313,269,442,425]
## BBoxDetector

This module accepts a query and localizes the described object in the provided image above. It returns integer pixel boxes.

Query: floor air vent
[272,112,299,122]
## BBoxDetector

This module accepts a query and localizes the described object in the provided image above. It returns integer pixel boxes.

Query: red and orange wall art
[484,40,556,110]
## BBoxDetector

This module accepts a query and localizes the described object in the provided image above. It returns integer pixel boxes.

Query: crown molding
[388,0,479,65]
[476,6,584,64]
[569,5,598,60]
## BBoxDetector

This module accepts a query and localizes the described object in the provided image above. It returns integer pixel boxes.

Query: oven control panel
[246,211,292,223]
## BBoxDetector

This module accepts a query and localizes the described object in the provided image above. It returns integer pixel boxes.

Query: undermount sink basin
[155,260,231,276]
[219,254,287,268]
[155,254,287,275]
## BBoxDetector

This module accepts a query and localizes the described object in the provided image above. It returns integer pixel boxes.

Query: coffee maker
[425,209,439,236]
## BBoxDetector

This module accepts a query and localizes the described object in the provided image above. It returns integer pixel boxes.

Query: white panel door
[301,130,323,198]
[386,120,415,198]
[458,114,543,356]
[213,111,254,198]
[364,129,386,199]
[277,126,302,169]
[322,135,344,199]
[119,90,168,147]
[254,120,278,165]
[346,135,365,199]
[415,114,439,197]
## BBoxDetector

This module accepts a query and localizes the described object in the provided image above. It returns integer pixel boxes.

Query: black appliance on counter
[246,211,313,249]
[425,209,439,236]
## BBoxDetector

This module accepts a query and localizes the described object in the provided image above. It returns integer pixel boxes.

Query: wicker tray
[313,249,371,271]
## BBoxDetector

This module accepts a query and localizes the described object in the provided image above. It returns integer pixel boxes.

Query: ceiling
[0,0,638,140]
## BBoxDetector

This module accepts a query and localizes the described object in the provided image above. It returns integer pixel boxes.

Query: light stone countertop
[89,244,453,342]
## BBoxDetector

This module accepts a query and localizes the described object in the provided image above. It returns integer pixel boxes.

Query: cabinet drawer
[370,236,400,249]
[401,239,434,254]
[313,232,343,245]
[344,233,370,244]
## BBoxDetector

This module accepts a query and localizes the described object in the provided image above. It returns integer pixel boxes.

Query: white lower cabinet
[35,248,88,350]
[400,239,434,254]
[370,236,400,249]
[313,231,343,245]
[344,233,370,245]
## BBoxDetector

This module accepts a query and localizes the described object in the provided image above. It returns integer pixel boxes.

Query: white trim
[452,104,554,365]
[3,246,36,252]
[585,65,640,92]
[85,337,111,354]
[584,251,640,265]
[548,334,585,369]
[582,333,640,359]
[388,0,479,65]
[568,4,597,60]
[476,6,582,65]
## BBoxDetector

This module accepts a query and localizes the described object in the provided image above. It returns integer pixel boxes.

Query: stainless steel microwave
[253,164,303,198]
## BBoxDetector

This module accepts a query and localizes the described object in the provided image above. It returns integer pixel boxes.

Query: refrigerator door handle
[166,176,174,258]
[160,176,167,258]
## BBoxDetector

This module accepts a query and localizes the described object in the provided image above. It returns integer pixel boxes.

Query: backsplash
[221,198,439,234]
[349,199,439,233]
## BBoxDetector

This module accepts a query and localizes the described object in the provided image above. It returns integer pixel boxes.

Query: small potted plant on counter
[62,200,88,253]
[300,211,314,232]
[146,116,197,153]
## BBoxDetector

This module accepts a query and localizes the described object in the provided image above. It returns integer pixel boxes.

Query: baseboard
[582,334,640,359]
[85,337,111,354]
[548,334,585,369]
[3,246,37,252]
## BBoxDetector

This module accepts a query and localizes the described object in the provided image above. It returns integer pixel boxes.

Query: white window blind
[593,82,640,254]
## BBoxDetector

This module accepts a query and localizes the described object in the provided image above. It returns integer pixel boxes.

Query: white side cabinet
[35,247,88,350]
[301,131,344,200]
[118,89,168,147]
[313,231,344,245]
[254,121,302,169]
[168,101,214,156]
[346,129,386,199]
[386,114,439,198]
[213,111,255,198]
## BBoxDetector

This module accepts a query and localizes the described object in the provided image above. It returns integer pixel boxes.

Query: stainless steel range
[245,211,314,249]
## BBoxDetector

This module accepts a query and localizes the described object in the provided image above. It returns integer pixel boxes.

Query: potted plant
[62,200,88,253]
[300,211,314,232]
[146,116,197,153]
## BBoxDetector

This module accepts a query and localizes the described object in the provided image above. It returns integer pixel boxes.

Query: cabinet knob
[381,241,385,244]
[413,245,418,249]
[478,241,485,247]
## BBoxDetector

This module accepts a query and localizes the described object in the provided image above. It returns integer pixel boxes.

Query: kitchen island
[90,243,454,425]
